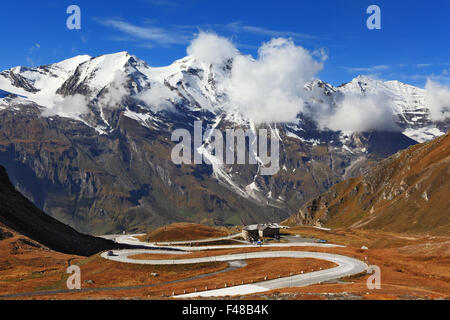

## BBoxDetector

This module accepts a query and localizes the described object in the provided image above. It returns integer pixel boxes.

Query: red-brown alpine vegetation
[285,132,450,235]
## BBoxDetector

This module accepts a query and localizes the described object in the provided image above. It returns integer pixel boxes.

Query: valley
[0,222,448,300]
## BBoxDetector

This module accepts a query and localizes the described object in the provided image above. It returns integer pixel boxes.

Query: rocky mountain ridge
[0,52,446,234]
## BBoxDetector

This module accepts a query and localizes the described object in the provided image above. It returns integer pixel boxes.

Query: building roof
[243,223,280,231]
[243,224,258,231]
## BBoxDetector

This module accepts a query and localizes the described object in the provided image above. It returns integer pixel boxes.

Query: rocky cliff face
[284,133,450,236]
[0,52,444,234]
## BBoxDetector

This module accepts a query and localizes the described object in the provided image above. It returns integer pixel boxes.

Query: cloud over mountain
[425,79,450,122]
[186,32,401,130]
[314,92,399,132]
[187,32,238,65]
[228,37,323,124]
[41,94,89,119]
[187,32,323,124]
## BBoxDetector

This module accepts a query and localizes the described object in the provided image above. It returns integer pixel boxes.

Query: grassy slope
[285,132,450,235]
[138,222,230,242]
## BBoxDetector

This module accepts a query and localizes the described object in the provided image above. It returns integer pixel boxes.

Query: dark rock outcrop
[0,165,142,256]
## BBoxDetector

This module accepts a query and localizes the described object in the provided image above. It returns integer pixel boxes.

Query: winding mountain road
[100,235,368,298]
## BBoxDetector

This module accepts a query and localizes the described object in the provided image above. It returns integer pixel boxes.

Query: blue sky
[1,0,449,87]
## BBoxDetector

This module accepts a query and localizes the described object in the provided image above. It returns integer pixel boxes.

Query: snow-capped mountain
[0,52,447,234]
[1,52,445,141]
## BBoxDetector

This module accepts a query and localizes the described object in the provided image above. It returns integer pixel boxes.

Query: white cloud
[28,43,41,54]
[98,71,129,109]
[98,19,188,46]
[227,37,323,124]
[26,58,35,67]
[136,83,178,112]
[312,48,328,62]
[42,94,89,119]
[315,92,398,132]
[226,22,317,40]
[425,79,450,121]
[343,65,390,73]
[187,32,238,65]
[417,63,433,68]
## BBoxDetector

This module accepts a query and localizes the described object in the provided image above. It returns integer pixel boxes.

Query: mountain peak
[53,54,92,71]
[96,51,132,60]
[352,74,381,83]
